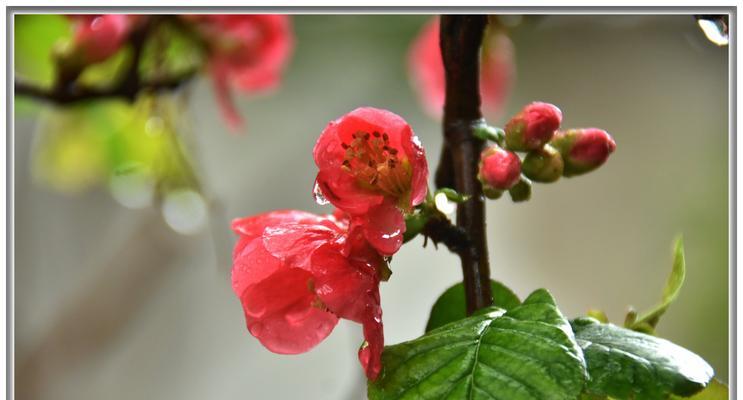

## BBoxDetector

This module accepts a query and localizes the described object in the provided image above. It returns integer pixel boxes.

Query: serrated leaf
[671,379,728,400]
[425,280,521,332]
[369,289,587,400]
[630,236,686,332]
[572,317,713,400]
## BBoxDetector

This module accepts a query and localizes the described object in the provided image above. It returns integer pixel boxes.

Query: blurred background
[13,14,729,400]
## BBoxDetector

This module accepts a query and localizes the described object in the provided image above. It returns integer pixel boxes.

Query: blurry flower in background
[186,14,294,129]
[408,17,515,120]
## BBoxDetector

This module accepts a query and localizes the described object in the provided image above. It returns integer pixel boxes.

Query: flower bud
[478,146,521,194]
[71,15,132,64]
[504,102,562,151]
[521,144,564,183]
[509,177,532,202]
[551,128,616,177]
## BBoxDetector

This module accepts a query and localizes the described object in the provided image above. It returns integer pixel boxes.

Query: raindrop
[109,167,155,209]
[145,116,165,136]
[696,16,729,46]
[313,181,330,205]
[434,192,456,215]
[162,189,208,234]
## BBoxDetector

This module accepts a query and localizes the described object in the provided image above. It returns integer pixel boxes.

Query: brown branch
[14,74,196,105]
[421,215,472,256]
[14,15,199,105]
[438,15,493,315]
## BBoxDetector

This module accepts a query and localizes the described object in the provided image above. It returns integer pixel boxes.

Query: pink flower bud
[521,144,564,183]
[551,128,617,176]
[69,15,134,64]
[478,146,521,191]
[505,102,563,151]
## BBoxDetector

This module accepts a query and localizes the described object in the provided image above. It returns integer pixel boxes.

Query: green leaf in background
[671,379,728,400]
[77,47,133,89]
[425,280,521,332]
[571,317,713,400]
[629,236,686,334]
[139,19,206,82]
[14,15,71,87]
[369,289,587,400]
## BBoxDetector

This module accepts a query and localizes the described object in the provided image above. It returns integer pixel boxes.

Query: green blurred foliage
[14,14,71,87]
[32,97,195,200]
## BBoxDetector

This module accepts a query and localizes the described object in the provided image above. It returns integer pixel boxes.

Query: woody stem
[437,15,493,315]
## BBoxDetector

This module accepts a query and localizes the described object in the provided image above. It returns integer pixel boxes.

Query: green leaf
[369,289,587,400]
[572,317,713,400]
[629,236,686,332]
[425,280,521,332]
[14,15,71,87]
[671,379,728,400]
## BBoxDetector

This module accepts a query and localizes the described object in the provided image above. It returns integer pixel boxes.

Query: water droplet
[434,192,456,215]
[285,308,311,324]
[162,189,208,235]
[145,116,165,136]
[108,166,155,209]
[313,181,329,205]
[697,17,728,46]
[249,322,265,337]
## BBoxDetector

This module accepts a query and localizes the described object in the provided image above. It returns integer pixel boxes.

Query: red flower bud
[313,107,428,256]
[68,15,137,64]
[504,102,563,151]
[551,128,616,176]
[521,144,564,183]
[478,146,521,191]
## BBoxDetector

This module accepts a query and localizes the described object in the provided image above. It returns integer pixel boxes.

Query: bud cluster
[477,101,616,202]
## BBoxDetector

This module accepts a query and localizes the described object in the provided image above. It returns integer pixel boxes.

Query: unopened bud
[551,128,616,177]
[509,177,531,202]
[521,144,564,183]
[71,15,131,64]
[504,102,562,151]
[478,146,521,194]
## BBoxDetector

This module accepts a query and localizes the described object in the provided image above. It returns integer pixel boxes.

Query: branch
[14,73,196,105]
[438,15,493,314]
[14,15,199,105]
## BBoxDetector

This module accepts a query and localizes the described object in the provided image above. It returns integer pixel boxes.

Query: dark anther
[382,133,389,141]
[364,133,371,140]
[341,143,350,149]
[389,148,398,155]
[373,131,381,137]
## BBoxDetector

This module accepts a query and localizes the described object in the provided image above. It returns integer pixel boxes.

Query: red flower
[68,15,139,64]
[551,128,617,176]
[478,145,522,191]
[188,15,294,129]
[231,210,385,380]
[504,102,563,151]
[408,17,515,119]
[313,107,428,256]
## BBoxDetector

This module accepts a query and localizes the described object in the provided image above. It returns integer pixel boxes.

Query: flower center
[341,131,412,199]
